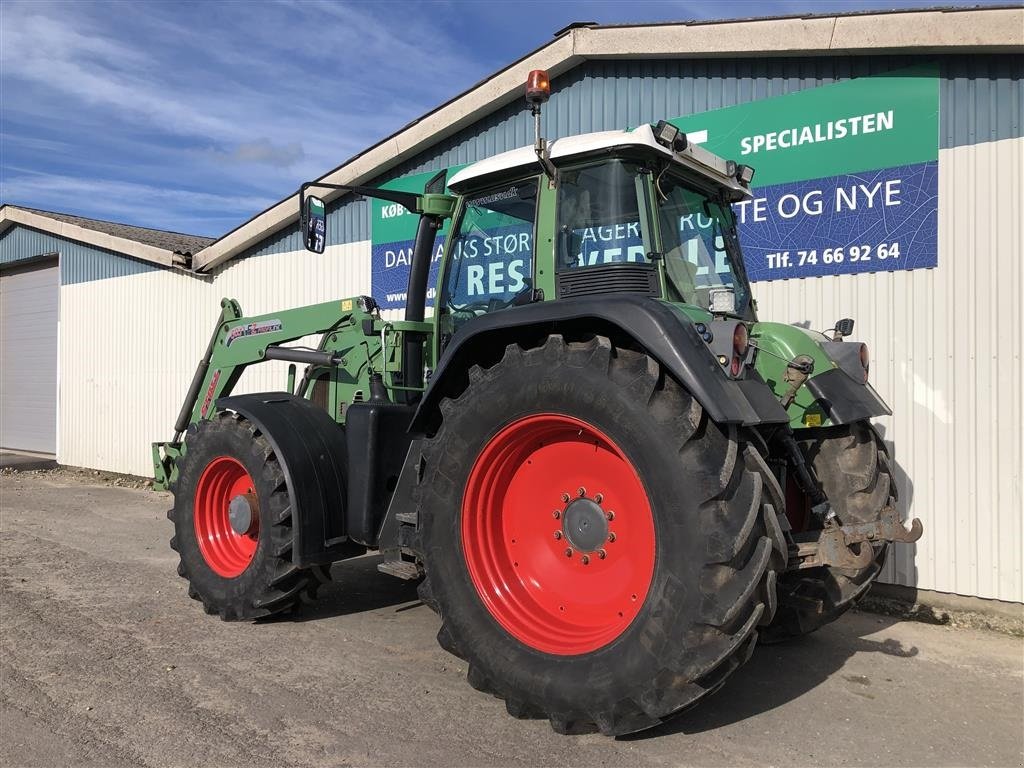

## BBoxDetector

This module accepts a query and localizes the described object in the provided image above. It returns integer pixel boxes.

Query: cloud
[211,139,306,169]
[1,169,275,237]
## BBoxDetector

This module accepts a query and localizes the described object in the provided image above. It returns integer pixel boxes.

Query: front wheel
[414,335,786,735]
[169,412,328,620]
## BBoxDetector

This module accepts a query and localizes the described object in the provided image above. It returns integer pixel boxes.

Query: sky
[0,0,1008,238]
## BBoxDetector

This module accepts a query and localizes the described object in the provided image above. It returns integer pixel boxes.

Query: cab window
[441,179,537,327]
[556,161,652,269]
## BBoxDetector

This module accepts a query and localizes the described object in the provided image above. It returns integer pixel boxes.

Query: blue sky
[0,0,1006,238]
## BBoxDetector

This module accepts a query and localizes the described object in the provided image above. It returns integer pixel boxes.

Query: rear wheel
[414,335,786,735]
[169,411,328,620]
[763,421,894,642]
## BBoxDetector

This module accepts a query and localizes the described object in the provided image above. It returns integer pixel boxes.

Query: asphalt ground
[1,469,1022,768]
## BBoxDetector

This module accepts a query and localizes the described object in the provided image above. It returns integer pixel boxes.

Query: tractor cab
[438,122,759,342]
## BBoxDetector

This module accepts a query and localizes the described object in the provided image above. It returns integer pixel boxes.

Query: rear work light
[730,323,749,377]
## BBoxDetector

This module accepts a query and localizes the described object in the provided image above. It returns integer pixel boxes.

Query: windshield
[441,179,537,325]
[657,174,750,315]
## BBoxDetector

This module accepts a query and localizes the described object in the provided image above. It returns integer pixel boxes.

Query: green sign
[671,64,939,185]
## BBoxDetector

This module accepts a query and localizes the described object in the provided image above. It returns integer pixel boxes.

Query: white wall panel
[58,241,371,478]
[756,137,1022,602]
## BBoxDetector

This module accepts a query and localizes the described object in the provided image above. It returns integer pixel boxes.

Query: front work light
[526,70,550,106]
[736,164,755,185]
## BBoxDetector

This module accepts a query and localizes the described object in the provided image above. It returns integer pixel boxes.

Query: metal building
[0,7,1020,605]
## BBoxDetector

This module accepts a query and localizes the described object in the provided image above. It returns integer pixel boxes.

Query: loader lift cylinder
[173,306,233,441]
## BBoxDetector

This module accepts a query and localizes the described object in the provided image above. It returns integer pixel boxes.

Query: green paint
[533,179,558,300]
[671,64,939,187]
[373,166,467,243]
[751,321,837,428]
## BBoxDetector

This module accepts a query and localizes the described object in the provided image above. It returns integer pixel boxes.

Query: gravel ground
[1,470,1022,768]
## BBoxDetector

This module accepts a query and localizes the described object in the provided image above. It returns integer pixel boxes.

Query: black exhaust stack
[400,170,447,400]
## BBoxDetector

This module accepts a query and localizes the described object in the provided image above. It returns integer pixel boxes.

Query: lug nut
[561,492,571,503]
[552,510,561,519]
[581,555,590,565]
[565,548,573,558]
[607,532,617,543]
[605,510,615,521]
[594,493,603,503]
[553,531,562,540]
[597,549,607,559]
[577,487,586,497]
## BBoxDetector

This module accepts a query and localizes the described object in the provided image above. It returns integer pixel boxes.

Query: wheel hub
[562,498,609,553]
[228,493,257,535]
[194,456,260,578]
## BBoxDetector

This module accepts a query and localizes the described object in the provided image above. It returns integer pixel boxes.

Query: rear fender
[216,393,350,566]
[411,295,789,434]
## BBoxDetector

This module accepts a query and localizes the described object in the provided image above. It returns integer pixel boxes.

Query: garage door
[1,259,58,453]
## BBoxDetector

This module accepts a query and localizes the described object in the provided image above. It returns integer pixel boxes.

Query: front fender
[216,393,350,566]
[411,296,789,433]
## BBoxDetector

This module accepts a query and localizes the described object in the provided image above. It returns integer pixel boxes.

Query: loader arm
[152,296,380,489]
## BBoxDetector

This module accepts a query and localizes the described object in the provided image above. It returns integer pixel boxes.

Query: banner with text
[671,64,938,281]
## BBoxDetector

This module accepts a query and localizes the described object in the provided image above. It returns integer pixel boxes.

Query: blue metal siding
[385,54,1022,182]
[0,225,162,285]
[191,53,1024,261]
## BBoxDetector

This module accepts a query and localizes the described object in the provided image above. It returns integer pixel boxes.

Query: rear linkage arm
[793,507,924,571]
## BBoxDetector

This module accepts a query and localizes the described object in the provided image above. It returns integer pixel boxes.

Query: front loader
[154,69,921,735]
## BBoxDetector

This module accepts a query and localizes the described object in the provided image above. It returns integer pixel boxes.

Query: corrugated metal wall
[57,240,371,475]
[242,54,1022,258]
[756,136,1022,603]
[0,225,161,283]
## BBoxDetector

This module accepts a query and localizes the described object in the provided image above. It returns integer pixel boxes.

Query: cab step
[378,559,423,580]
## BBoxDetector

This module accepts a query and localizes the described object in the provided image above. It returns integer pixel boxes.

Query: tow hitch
[788,506,924,571]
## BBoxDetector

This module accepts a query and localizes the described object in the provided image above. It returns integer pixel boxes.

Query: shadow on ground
[266,547,919,739]
[284,553,422,621]
[630,610,917,739]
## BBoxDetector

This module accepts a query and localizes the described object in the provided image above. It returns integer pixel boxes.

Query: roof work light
[653,120,688,152]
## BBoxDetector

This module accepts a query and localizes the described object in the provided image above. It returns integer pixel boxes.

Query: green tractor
[154,70,921,736]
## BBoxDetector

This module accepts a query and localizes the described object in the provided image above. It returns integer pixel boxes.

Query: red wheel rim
[461,414,655,655]
[194,456,259,578]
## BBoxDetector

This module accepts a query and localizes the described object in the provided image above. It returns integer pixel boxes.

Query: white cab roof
[448,124,750,198]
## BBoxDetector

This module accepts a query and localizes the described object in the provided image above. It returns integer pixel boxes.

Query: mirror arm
[300,181,423,214]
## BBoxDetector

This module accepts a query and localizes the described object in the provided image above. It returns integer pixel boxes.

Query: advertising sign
[672,64,939,281]
[370,66,939,306]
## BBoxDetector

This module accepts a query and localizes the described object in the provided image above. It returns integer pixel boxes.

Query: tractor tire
[412,335,786,736]
[762,421,895,643]
[169,411,329,620]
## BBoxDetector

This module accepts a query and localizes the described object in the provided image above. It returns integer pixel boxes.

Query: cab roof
[447,124,751,199]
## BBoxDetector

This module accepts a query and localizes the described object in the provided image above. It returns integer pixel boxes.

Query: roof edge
[194,6,1024,272]
[0,206,179,268]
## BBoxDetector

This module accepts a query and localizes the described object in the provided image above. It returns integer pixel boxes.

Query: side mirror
[833,318,855,341]
[303,195,327,254]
